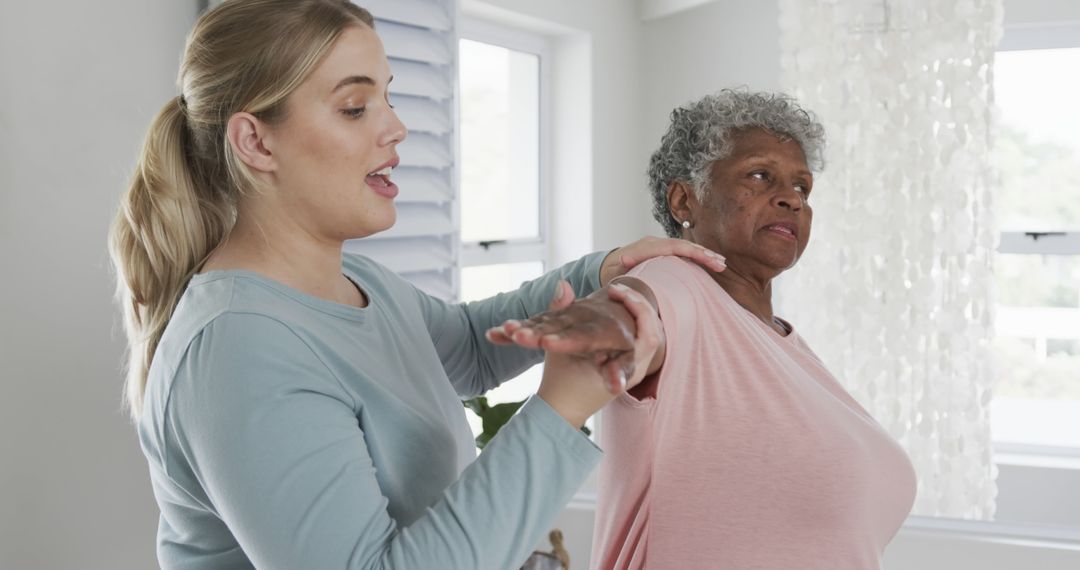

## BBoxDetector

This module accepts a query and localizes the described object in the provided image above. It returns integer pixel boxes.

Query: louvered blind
[345,0,459,301]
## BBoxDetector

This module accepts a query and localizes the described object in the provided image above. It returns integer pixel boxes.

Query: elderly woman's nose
[772,186,804,211]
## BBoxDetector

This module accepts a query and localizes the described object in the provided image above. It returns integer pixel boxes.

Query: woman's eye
[342,107,366,119]
[750,171,768,181]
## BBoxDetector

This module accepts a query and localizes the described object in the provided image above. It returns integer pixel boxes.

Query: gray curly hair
[647,89,826,237]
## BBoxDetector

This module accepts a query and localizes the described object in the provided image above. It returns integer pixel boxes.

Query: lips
[366,157,400,199]
[761,221,798,241]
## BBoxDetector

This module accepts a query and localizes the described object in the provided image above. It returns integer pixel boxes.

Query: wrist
[598,247,621,286]
[536,385,597,429]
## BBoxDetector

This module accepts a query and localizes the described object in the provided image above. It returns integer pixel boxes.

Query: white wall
[637,0,782,238]
[0,1,198,568]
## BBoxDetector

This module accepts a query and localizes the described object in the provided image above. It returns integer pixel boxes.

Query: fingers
[607,283,662,387]
[602,359,629,394]
[548,280,575,311]
[488,317,568,350]
[485,326,514,345]
[487,281,575,346]
[485,319,523,345]
[537,332,609,354]
[624,292,661,349]
[619,238,726,273]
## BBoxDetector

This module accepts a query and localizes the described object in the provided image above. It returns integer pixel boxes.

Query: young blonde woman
[108,1,726,568]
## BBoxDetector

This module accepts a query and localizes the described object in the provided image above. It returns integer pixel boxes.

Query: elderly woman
[497,90,916,569]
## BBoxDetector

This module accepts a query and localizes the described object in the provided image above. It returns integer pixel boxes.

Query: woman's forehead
[311,26,391,92]
[722,130,809,165]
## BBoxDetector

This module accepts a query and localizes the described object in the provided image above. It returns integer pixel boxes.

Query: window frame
[456,17,553,274]
[991,39,1080,458]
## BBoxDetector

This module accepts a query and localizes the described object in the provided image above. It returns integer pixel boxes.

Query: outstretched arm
[405,238,723,398]
[487,277,668,388]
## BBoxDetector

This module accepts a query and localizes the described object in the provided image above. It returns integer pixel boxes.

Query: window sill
[566,493,1080,546]
[900,515,1080,548]
[994,444,1080,470]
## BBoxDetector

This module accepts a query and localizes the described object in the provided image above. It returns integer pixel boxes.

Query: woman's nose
[773,186,803,211]
[381,109,408,146]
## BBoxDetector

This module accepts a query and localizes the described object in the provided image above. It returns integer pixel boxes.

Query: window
[991,47,1080,452]
[458,21,551,435]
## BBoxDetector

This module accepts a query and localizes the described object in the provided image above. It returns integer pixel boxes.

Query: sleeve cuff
[518,395,603,462]
[583,250,609,294]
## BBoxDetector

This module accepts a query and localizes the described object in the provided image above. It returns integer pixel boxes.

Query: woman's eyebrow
[332,75,394,93]
[332,75,375,92]
[741,155,812,177]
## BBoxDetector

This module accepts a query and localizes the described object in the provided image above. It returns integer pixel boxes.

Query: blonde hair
[108,0,375,421]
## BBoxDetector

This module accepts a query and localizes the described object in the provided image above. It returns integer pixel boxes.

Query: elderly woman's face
[684,128,813,277]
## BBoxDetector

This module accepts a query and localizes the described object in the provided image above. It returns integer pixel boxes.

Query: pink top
[591,257,916,570]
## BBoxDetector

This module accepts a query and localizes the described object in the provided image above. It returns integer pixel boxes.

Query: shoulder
[161,310,352,434]
[342,252,403,287]
[157,272,315,361]
[141,307,335,464]
[152,308,325,405]
[342,252,421,304]
[627,255,710,279]
[625,255,712,296]
[342,252,384,279]
[148,277,343,410]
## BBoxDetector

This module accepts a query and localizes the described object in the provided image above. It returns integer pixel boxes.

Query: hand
[487,280,655,392]
[599,236,726,286]
[532,283,663,427]
[486,280,662,426]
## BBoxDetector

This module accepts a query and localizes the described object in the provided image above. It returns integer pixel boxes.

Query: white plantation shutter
[344,0,459,301]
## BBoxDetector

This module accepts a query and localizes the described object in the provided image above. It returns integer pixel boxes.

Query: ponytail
[108,97,233,421]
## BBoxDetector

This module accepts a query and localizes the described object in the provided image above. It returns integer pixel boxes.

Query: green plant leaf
[464,397,591,449]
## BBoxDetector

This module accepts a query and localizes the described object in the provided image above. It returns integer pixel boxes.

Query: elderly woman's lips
[762,223,797,240]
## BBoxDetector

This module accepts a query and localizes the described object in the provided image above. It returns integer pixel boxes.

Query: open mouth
[366,162,399,198]
[366,165,393,187]
[762,222,797,240]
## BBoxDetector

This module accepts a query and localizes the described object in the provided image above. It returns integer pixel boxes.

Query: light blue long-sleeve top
[138,252,606,570]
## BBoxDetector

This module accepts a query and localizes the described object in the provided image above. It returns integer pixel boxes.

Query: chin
[781,252,803,270]
[341,210,397,241]
[366,210,398,237]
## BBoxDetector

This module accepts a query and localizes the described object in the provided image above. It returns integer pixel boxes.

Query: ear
[666,180,697,229]
[226,112,276,173]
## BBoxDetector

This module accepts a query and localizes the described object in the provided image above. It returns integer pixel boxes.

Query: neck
[709,263,777,329]
[201,207,365,308]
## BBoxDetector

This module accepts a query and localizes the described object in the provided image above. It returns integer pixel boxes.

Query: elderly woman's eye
[750,171,769,181]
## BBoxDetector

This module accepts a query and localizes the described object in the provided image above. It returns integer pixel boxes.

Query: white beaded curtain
[776,0,1002,519]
